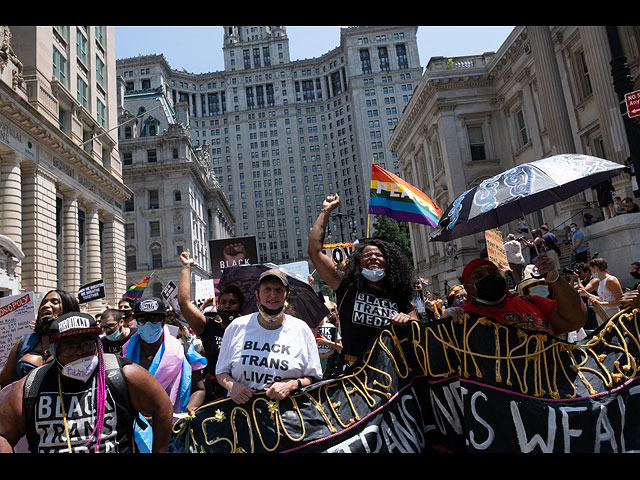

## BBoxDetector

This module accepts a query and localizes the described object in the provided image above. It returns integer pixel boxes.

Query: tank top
[597,276,620,317]
[23,354,136,453]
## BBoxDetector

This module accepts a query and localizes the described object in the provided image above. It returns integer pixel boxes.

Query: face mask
[529,286,550,298]
[473,275,507,305]
[257,301,286,323]
[138,322,164,343]
[60,355,99,383]
[218,310,239,324]
[571,227,576,233]
[631,271,640,279]
[592,272,599,279]
[361,268,386,282]
[105,328,122,341]
[450,297,466,307]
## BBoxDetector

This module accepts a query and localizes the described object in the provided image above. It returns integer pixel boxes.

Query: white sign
[195,278,216,303]
[0,292,35,369]
[625,89,640,118]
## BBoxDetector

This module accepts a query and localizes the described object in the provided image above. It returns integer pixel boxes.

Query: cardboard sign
[484,228,510,272]
[0,292,35,369]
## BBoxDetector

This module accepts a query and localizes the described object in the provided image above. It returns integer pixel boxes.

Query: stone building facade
[117,79,234,298]
[0,26,129,311]
[389,26,640,293]
[116,26,422,265]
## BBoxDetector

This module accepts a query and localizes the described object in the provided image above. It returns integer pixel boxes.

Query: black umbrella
[217,263,328,329]
[429,154,626,243]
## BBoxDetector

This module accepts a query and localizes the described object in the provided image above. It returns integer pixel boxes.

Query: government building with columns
[390,26,640,294]
[0,26,130,311]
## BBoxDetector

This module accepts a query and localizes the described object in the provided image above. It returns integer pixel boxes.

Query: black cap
[48,312,102,343]
[258,268,289,288]
[133,297,168,318]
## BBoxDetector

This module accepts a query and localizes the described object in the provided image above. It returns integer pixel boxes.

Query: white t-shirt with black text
[215,312,322,391]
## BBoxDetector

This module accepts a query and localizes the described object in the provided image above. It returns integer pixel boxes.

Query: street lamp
[332,210,355,243]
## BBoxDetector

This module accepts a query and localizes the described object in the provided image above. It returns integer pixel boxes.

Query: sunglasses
[136,315,165,325]
[58,339,97,357]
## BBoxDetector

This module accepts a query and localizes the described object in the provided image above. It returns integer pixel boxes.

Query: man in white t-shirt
[215,269,322,404]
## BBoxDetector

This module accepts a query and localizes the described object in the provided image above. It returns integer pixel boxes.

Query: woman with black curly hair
[308,194,419,365]
[0,289,80,388]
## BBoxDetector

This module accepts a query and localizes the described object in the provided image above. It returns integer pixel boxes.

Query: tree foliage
[370,214,413,264]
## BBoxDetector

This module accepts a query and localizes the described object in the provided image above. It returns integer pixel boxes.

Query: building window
[76,29,87,66]
[148,190,159,209]
[126,247,137,270]
[96,55,105,88]
[53,47,67,87]
[467,126,487,161]
[150,244,162,268]
[360,49,371,74]
[576,50,593,99]
[122,152,132,165]
[77,76,88,109]
[396,43,408,69]
[97,99,106,128]
[125,223,135,239]
[147,149,157,163]
[124,196,134,212]
[149,221,160,237]
[516,109,529,147]
[378,46,390,72]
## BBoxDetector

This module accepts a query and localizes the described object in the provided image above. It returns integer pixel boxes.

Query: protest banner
[195,278,216,304]
[322,242,354,268]
[77,279,106,304]
[209,236,258,279]
[172,306,640,453]
[0,292,35,369]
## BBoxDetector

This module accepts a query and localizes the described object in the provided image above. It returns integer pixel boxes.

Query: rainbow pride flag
[368,165,441,227]
[123,274,152,299]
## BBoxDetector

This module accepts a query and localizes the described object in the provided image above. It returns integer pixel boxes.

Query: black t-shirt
[101,327,137,356]
[24,355,136,453]
[336,281,413,359]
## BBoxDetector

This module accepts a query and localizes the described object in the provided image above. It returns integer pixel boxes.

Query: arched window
[126,246,136,271]
[150,243,162,269]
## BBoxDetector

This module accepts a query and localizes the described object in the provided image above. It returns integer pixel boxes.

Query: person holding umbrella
[215,269,322,404]
[443,255,586,336]
[308,194,420,366]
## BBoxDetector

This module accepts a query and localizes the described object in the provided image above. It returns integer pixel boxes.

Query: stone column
[101,212,127,307]
[581,26,628,165]
[61,190,80,294]
[84,203,103,312]
[20,163,58,293]
[0,153,23,247]
[527,26,576,155]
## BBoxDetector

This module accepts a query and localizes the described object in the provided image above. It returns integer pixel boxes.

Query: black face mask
[473,275,507,305]
[217,310,240,324]
[631,271,640,279]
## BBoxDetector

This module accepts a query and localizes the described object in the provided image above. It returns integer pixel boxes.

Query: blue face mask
[105,328,122,341]
[138,322,164,343]
[361,268,386,282]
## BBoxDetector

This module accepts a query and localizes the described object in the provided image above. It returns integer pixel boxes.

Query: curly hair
[339,238,416,307]
[589,257,609,272]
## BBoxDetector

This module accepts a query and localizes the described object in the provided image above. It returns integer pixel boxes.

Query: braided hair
[339,238,416,308]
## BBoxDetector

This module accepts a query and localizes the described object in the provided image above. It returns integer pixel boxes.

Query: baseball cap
[48,312,102,343]
[133,297,168,318]
[258,268,289,288]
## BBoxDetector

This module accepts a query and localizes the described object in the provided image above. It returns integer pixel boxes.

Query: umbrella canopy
[217,263,328,329]
[429,154,626,243]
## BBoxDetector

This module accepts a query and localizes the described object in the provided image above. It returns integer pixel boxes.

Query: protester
[583,213,595,226]
[570,262,600,331]
[631,261,640,290]
[504,233,525,283]
[443,255,586,336]
[620,196,640,214]
[592,179,616,219]
[308,194,419,365]
[177,249,244,400]
[315,302,343,376]
[99,308,137,356]
[539,225,561,270]
[118,297,137,328]
[0,312,173,453]
[569,222,588,264]
[446,285,467,308]
[614,196,627,215]
[519,230,540,263]
[579,258,623,324]
[215,269,322,404]
[122,297,207,415]
[0,290,79,388]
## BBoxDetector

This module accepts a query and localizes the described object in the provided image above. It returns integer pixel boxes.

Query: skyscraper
[116,26,422,266]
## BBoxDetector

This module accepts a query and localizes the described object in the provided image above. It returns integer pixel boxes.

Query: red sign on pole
[625,90,640,118]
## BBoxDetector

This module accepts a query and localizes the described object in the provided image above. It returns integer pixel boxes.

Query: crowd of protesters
[0,192,638,453]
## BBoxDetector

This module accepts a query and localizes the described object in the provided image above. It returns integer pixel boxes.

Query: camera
[562,266,578,275]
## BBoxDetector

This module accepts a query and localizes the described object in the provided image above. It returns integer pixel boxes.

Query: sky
[114,26,515,74]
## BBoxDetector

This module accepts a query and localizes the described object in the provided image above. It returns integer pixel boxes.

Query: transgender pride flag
[368,164,441,227]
